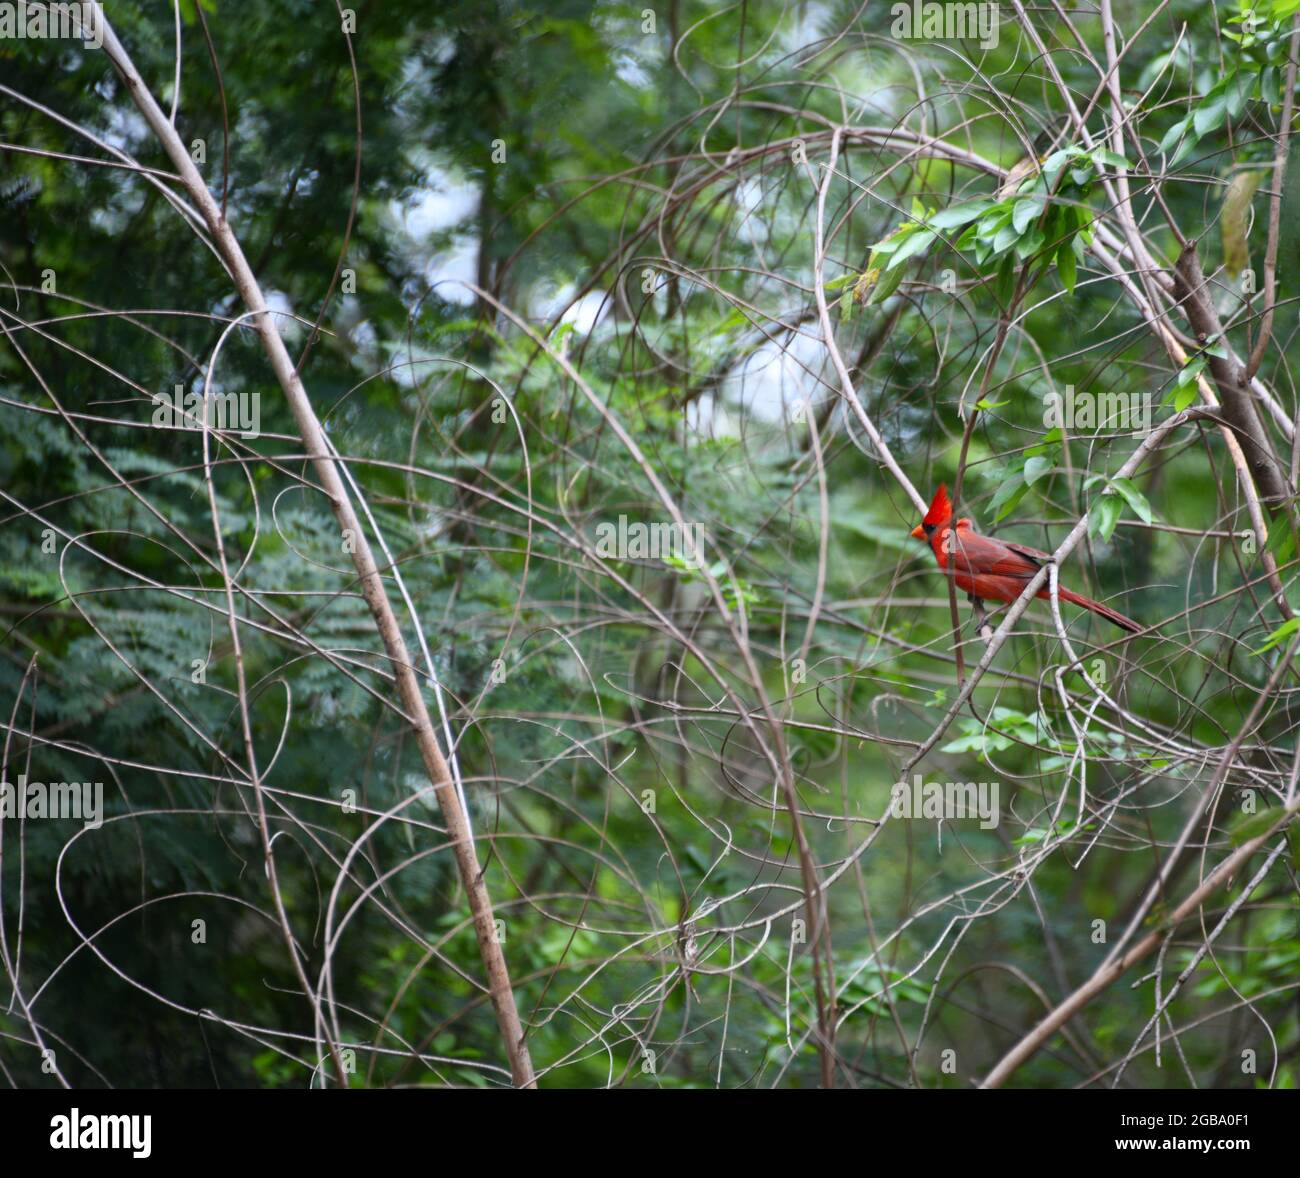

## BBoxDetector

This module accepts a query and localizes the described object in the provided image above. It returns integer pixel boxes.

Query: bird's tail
[1054,587,1141,634]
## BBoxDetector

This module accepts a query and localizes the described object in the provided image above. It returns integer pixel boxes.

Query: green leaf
[885,228,937,271]
[1193,95,1228,138]
[995,253,1017,303]
[1109,477,1154,524]
[1170,357,1206,410]
[1170,131,1201,167]
[1041,150,1072,187]
[991,477,1031,522]
[993,222,1020,255]
[1225,74,1250,120]
[1160,117,1190,155]
[1251,616,1300,655]
[1012,197,1045,234]
[977,207,1012,242]
[928,200,997,231]
[1177,357,1206,386]
[177,0,217,21]
[1056,241,1077,293]
[1264,520,1297,565]
[1015,226,1046,260]
[1023,454,1053,485]
[1089,493,1122,541]
[868,261,906,305]
[1230,808,1290,847]
[1261,65,1281,107]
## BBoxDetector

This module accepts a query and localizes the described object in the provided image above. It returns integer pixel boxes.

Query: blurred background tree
[0,0,1298,1088]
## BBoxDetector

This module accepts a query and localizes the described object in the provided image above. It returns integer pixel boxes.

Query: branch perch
[93,5,537,1088]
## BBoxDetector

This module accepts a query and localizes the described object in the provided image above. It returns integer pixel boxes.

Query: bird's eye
[923,523,936,535]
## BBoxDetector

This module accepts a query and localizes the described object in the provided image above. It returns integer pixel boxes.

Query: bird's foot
[967,595,994,643]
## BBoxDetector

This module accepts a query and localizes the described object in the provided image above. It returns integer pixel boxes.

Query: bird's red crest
[923,484,953,527]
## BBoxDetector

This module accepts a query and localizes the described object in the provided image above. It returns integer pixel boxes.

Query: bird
[910,484,1140,634]
[996,119,1069,200]
[997,152,1043,201]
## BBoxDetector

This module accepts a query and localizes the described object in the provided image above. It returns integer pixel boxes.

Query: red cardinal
[910,485,1140,633]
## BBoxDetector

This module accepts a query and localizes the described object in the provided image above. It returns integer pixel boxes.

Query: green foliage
[0,0,1297,1093]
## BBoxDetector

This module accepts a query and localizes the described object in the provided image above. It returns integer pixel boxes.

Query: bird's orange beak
[910,523,925,540]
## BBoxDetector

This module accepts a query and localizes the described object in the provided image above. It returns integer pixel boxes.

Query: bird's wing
[946,529,1043,580]
[1000,539,1050,565]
